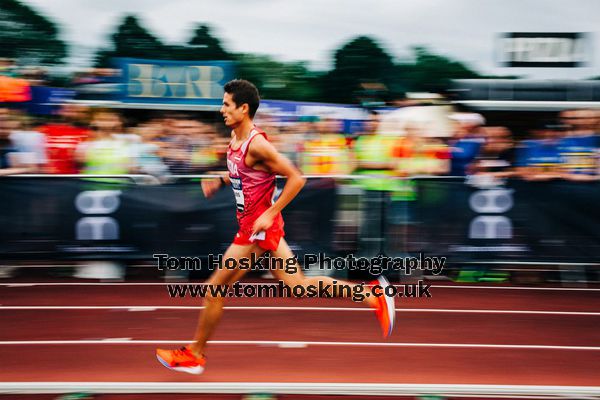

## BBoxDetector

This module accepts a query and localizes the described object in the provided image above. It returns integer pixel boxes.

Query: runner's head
[221,79,260,127]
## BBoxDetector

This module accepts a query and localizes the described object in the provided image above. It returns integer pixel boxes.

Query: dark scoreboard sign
[497,32,590,67]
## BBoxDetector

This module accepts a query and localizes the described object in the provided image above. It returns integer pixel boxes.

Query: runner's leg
[189,242,266,356]
[270,238,395,337]
[269,238,376,307]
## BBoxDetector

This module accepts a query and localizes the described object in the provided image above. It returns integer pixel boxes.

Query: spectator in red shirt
[38,104,90,174]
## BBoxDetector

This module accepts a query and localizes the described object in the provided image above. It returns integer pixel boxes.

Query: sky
[21,0,600,79]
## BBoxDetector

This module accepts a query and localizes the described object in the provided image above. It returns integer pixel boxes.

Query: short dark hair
[224,79,260,119]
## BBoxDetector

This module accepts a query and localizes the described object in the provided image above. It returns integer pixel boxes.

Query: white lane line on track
[1,282,600,291]
[0,305,598,315]
[0,339,598,351]
[1,382,599,397]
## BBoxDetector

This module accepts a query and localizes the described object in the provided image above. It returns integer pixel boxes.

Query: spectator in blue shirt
[558,109,599,181]
[448,113,485,176]
[515,122,563,181]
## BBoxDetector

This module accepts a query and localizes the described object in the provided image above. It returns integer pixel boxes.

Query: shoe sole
[377,276,395,337]
[156,354,204,375]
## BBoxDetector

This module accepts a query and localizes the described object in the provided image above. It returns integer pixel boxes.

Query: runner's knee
[203,288,226,304]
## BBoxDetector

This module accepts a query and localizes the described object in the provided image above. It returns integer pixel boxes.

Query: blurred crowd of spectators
[1,56,598,183]
[0,103,599,182]
[0,105,227,179]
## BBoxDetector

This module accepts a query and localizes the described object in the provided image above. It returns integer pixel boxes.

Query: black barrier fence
[0,176,337,263]
[0,175,599,277]
[408,178,600,263]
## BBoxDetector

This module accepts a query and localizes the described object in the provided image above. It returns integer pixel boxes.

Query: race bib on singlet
[230,177,244,212]
[249,231,266,241]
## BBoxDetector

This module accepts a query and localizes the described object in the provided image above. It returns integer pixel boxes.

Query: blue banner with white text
[116,58,234,106]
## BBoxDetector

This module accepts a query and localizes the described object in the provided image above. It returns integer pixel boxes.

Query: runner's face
[221,92,245,128]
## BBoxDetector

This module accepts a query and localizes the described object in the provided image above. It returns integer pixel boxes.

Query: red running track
[0,281,599,396]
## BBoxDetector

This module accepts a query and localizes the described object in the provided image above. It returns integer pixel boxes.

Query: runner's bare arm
[201,173,230,198]
[248,135,306,232]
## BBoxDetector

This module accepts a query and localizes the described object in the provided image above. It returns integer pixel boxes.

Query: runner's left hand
[201,178,221,198]
[252,210,275,236]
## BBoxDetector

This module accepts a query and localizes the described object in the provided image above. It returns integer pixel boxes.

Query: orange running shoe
[156,345,206,375]
[370,276,396,337]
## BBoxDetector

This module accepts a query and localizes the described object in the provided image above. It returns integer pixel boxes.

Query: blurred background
[0,0,599,283]
[0,1,599,398]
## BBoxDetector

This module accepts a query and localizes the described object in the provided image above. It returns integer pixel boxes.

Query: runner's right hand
[201,178,222,198]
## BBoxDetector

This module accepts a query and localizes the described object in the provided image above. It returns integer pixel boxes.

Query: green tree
[235,54,322,101]
[95,19,235,65]
[95,15,167,66]
[184,24,232,60]
[321,36,396,104]
[0,0,67,64]
[397,46,482,93]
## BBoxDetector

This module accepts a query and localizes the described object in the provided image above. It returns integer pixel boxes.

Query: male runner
[156,79,395,375]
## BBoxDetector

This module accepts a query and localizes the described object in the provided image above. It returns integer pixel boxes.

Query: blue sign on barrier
[116,58,234,106]
[260,99,368,134]
[27,86,75,115]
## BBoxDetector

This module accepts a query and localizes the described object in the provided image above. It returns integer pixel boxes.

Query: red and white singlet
[226,127,284,251]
